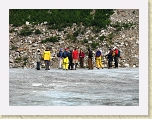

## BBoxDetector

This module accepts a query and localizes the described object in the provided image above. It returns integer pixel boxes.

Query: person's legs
[90,58,93,69]
[65,57,69,70]
[58,58,62,69]
[96,57,100,69]
[88,58,91,69]
[44,60,47,70]
[80,58,82,68]
[37,62,40,70]
[82,58,84,68]
[47,60,50,70]
[75,59,78,70]
[62,58,65,70]
[114,56,118,68]
[99,56,103,68]
[73,59,77,70]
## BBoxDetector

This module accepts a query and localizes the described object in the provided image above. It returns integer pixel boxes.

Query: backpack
[118,50,120,57]
[89,50,93,58]
[96,51,101,57]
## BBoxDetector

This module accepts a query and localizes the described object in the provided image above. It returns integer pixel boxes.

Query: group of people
[105,46,120,69]
[57,47,85,70]
[35,46,120,70]
[36,47,51,70]
[57,47,105,70]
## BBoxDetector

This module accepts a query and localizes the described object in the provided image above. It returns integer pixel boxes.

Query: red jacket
[114,49,118,55]
[79,51,85,58]
[72,50,79,59]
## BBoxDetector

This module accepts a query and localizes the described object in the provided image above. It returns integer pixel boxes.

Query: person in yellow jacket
[62,48,70,70]
[43,47,51,70]
[95,48,103,69]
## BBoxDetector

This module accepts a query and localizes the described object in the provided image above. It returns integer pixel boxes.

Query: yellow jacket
[43,50,51,60]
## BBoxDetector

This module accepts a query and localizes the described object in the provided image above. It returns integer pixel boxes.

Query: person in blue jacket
[62,48,70,70]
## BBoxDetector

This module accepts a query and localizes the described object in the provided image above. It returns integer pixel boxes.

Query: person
[72,48,79,70]
[95,48,103,69]
[57,48,63,69]
[105,48,113,69]
[43,47,51,70]
[88,48,93,70]
[79,49,85,68]
[113,47,119,68]
[62,48,70,70]
[36,49,41,70]
[68,50,74,70]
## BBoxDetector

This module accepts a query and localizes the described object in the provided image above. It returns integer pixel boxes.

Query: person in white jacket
[36,49,41,70]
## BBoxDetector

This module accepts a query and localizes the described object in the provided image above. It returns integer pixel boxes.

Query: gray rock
[9,9,139,68]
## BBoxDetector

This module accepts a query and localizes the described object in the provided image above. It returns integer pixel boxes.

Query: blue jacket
[59,51,63,58]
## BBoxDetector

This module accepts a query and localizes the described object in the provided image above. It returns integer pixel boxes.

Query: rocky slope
[9,9,139,68]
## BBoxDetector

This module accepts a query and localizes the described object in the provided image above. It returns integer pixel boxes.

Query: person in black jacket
[68,50,74,70]
[88,48,93,70]
[105,48,113,69]
[57,48,63,69]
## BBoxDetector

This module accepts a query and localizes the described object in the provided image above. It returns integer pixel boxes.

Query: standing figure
[79,49,85,68]
[43,47,51,70]
[95,48,103,69]
[36,49,41,70]
[57,48,63,69]
[113,47,119,68]
[62,48,69,70]
[68,50,74,70]
[88,48,93,70]
[105,48,113,69]
[72,48,79,70]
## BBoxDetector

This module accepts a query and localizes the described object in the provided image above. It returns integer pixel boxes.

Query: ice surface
[9,68,139,106]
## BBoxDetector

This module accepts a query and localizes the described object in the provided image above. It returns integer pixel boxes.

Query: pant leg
[108,60,112,68]
[114,56,118,67]
[96,58,99,68]
[46,60,50,70]
[37,62,40,70]
[58,58,62,68]
[88,58,93,69]
[88,58,91,69]
[99,56,103,68]
[80,58,82,68]
[62,58,65,69]
[45,60,47,69]
[90,58,93,69]
[82,58,84,68]
[65,63,69,70]
[75,59,78,69]
[96,57,99,68]
[65,57,69,70]
[71,62,74,69]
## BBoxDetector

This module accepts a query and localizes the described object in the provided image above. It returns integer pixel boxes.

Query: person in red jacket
[113,46,119,68]
[79,49,85,68]
[72,48,79,70]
